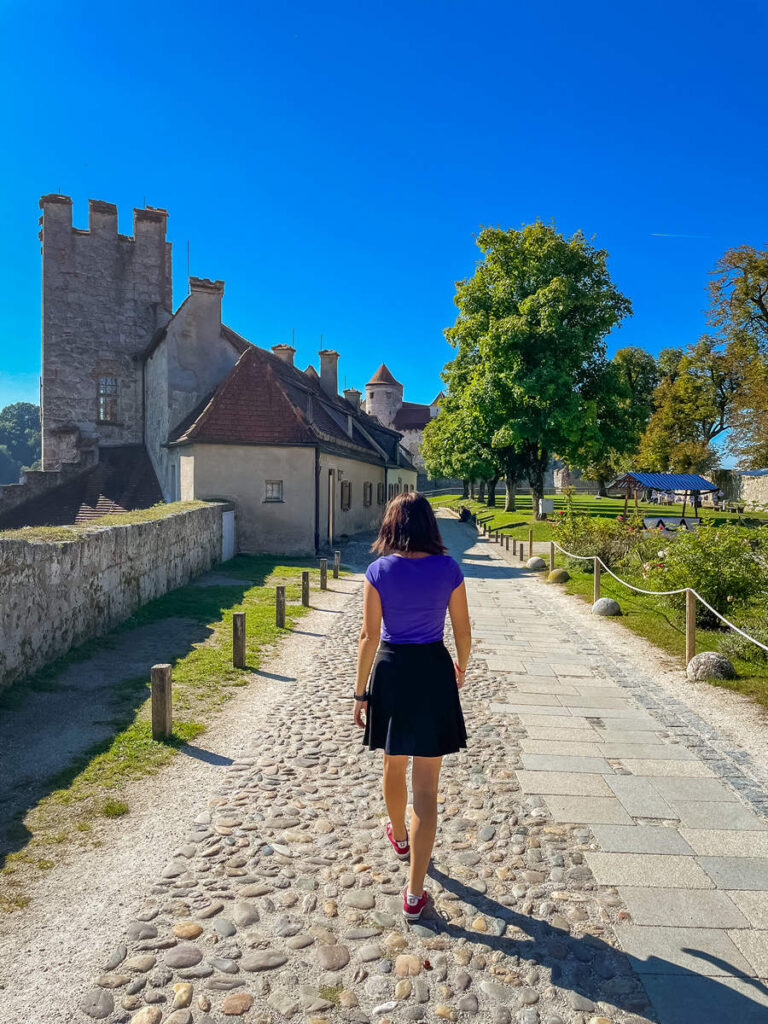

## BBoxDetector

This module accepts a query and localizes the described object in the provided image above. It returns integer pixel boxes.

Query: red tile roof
[367,363,402,387]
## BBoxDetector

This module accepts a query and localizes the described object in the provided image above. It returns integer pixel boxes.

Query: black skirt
[363,640,468,757]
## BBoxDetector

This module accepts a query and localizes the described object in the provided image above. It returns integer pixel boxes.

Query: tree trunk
[478,480,486,501]
[470,479,476,499]
[486,476,499,507]
[598,480,608,497]
[462,479,469,499]
[504,473,518,512]
[526,447,548,519]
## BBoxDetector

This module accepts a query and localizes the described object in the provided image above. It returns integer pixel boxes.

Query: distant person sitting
[458,506,471,523]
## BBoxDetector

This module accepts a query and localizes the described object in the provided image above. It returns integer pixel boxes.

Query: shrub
[550,502,645,570]
[644,522,768,627]
[719,621,768,665]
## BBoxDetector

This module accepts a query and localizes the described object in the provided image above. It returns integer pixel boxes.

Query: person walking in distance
[354,492,472,920]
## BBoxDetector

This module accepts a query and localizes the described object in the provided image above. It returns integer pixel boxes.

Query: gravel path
[0,575,360,1024]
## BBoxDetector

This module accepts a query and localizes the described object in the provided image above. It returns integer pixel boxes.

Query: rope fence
[548,539,768,661]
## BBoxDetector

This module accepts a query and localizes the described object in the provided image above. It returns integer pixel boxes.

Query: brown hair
[371,491,447,555]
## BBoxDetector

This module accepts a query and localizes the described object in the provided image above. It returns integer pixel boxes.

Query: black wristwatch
[354,692,369,701]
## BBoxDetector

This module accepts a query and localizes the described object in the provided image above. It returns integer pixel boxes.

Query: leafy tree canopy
[0,402,41,483]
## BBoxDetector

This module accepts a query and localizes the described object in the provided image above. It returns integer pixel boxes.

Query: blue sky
[1,0,767,410]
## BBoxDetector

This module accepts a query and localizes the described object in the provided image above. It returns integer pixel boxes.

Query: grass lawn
[0,499,211,543]
[0,553,334,913]
[429,492,768,541]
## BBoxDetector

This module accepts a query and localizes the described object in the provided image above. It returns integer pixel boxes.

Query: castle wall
[40,196,172,469]
[399,427,426,470]
[0,502,229,692]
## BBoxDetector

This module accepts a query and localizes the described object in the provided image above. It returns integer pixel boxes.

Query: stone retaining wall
[0,502,230,691]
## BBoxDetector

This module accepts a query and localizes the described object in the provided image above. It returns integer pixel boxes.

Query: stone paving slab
[617,886,749,927]
[680,830,768,857]
[604,777,678,819]
[698,856,768,889]
[515,770,613,796]
[729,891,768,927]
[590,825,693,855]
[491,702,572,716]
[523,724,602,742]
[521,753,615,774]
[671,801,768,830]
[619,758,716,778]
[521,739,604,757]
[639,975,768,1024]
[584,852,715,888]
[543,795,634,825]
[597,742,698,761]
[649,777,740,803]
[614,924,756,976]
[729,930,768,976]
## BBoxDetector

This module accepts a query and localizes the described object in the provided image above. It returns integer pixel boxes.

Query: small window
[377,482,385,505]
[388,483,395,500]
[265,480,284,502]
[341,479,351,511]
[363,481,372,507]
[97,376,118,423]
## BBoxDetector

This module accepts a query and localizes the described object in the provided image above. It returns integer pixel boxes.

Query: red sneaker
[385,820,410,860]
[402,887,429,921]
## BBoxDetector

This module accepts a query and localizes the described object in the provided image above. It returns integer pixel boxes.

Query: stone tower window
[97,376,118,423]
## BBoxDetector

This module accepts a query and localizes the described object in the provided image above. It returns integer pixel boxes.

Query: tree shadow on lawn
[0,553,316,873]
[421,867,768,1024]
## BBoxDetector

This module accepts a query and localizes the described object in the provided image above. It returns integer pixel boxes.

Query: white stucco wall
[181,444,317,555]
[318,453,388,547]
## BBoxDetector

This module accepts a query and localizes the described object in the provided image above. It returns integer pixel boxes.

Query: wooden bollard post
[528,528,534,555]
[505,534,510,551]
[512,537,517,555]
[685,589,696,664]
[320,558,328,590]
[593,557,601,603]
[333,550,340,579]
[276,586,286,627]
[233,612,246,669]
[519,543,525,562]
[151,663,172,740]
[301,570,310,607]
[549,541,555,571]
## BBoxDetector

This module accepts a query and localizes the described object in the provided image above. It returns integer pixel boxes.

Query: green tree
[578,347,660,494]
[0,402,41,483]
[637,337,743,472]
[445,222,632,517]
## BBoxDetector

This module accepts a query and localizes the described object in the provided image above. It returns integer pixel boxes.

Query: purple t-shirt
[365,554,464,644]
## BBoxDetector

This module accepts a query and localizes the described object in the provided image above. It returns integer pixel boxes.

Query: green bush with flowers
[642,522,768,627]
[550,492,646,570]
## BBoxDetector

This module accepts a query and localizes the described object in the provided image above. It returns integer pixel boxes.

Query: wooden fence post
[549,541,555,571]
[301,570,310,607]
[276,586,286,627]
[528,528,534,554]
[505,534,509,551]
[232,612,246,669]
[151,663,172,740]
[512,537,517,555]
[519,543,525,562]
[593,557,601,603]
[686,589,696,664]
[333,551,340,579]
[320,558,328,590]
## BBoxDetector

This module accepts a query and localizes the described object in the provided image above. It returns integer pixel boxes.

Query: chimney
[319,349,339,397]
[188,277,224,327]
[272,344,296,366]
[343,387,362,409]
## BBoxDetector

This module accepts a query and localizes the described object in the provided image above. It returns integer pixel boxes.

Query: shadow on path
[423,866,768,1024]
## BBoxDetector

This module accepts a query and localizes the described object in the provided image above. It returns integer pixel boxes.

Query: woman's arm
[354,581,382,726]
[448,581,471,688]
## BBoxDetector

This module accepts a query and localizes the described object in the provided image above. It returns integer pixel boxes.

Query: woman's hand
[454,662,467,689]
[354,699,368,728]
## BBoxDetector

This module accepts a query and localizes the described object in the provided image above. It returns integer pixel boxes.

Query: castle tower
[365,363,403,428]
[39,195,172,469]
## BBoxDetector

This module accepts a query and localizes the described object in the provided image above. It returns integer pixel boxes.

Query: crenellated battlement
[39,193,173,469]
[40,194,169,245]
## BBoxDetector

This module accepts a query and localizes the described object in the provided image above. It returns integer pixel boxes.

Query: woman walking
[354,492,471,921]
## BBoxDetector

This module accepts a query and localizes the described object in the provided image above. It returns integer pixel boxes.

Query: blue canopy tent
[612,472,718,521]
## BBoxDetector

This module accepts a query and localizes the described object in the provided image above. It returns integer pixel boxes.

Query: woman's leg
[382,754,409,841]
[408,755,443,895]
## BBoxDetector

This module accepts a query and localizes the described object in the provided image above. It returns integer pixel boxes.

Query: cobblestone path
[75,519,768,1024]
